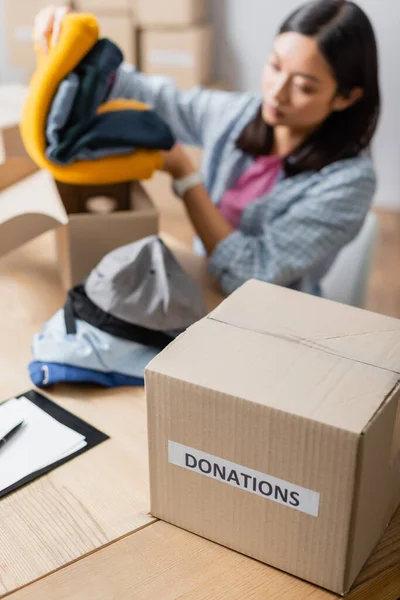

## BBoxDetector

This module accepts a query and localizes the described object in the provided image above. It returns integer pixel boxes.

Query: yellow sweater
[20,13,163,185]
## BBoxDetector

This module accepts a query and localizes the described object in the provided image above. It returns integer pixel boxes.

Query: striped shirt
[111,65,377,295]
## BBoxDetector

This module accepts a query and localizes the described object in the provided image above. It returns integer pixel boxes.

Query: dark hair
[236,0,380,176]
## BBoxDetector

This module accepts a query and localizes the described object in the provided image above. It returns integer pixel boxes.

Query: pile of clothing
[29,236,207,388]
[46,38,174,166]
[20,13,175,184]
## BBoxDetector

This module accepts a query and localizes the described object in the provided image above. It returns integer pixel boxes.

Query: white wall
[210,0,400,210]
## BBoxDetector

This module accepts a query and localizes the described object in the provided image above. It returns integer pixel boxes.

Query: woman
[36,0,380,296]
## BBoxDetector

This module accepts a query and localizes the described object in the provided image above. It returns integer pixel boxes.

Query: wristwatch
[172,172,203,199]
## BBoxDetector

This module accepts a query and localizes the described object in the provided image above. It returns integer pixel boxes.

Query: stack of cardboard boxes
[4,0,67,81]
[137,0,213,89]
[4,0,136,79]
[74,0,137,64]
[4,0,213,89]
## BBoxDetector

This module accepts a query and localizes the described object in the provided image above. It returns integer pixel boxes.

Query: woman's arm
[162,145,234,253]
[182,186,234,255]
[206,159,377,295]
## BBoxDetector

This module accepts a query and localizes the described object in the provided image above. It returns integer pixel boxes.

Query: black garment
[48,39,123,164]
[68,39,123,126]
[53,109,175,165]
[65,285,174,350]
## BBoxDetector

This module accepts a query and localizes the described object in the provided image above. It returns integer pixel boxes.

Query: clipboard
[0,390,109,499]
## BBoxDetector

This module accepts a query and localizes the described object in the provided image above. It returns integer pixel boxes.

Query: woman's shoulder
[319,153,377,188]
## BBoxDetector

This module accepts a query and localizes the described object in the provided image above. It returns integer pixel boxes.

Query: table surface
[0,231,399,599]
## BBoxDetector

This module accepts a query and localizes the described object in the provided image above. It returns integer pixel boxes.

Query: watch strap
[172,172,203,198]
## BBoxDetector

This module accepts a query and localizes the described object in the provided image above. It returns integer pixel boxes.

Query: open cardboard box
[55,179,159,288]
[0,171,67,258]
[0,170,158,289]
[0,85,38,189]
[146,279,400,595]
[0,157,38,192]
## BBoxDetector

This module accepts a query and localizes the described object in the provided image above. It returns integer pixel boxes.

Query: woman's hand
[34,4,71,53]
[161,144,196,179]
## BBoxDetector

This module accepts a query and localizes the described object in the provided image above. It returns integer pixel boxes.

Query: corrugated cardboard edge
[342,381,400,594]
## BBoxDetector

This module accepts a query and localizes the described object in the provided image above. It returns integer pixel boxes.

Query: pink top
[219,155,282,229]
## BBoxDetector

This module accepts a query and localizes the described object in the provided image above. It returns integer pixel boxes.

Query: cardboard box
[0,158,38,192]
[0,171,158,289]
[74,0,132,12]
[4,0,67,80]
[0,85,30,162]
[55,180,158,288]
[0,171,68,258]
[96,13,136,64]
[145,280,400,595]
[0,86,38,190]
[141,24,213,89]
[137,0,207,27]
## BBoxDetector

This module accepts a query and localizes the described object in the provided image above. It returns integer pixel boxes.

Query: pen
[0,421,25,451]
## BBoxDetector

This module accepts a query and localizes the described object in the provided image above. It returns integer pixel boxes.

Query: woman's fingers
[34,5,55,53]
[52,6,70,48]
[34,4,70,53]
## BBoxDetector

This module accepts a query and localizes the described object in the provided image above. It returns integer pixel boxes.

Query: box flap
[0,157,38,191]
[209,280,400,375]
[0,171,68,258]
[0,85,29,162]
[147,280,400,434]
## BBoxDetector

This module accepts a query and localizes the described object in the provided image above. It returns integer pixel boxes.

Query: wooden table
[0,232,399,599]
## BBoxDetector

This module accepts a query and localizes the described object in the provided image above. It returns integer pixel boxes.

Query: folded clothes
[46,37,125,164]
[29,236,207,390]
[65,38,122,126]
[21,13,171,184]
[46,39,122,160]
[32,309,161,378]
[29,361,144,388]
[46,72,132,165]
[46,73,80,149]
[65,285,176,348]
[46,37,174,165]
